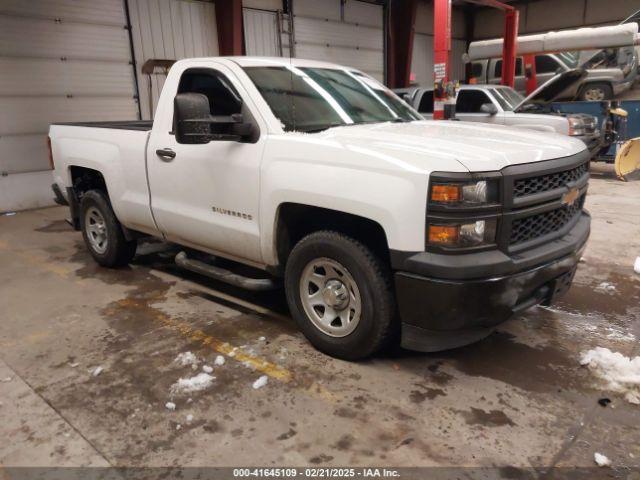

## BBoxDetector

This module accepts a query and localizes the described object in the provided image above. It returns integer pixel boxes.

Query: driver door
[147,63,266,265]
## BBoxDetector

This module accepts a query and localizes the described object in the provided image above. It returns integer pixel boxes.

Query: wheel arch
[273,203,391,275]
[68,166,137,240]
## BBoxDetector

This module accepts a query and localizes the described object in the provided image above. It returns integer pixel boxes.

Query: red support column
[500,9,519,87]
[215,0,244,56]
[386,0,418,89]
[523,53,537,94]
[433,0,451,120]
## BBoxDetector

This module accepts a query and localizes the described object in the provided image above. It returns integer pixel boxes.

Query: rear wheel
[580,83,613,101]
[80,190,136,267]
[284,231,395,360]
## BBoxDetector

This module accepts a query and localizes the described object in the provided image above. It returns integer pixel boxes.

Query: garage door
[411,33,467,87]
[128,0,219,120]
[292,0,384,82]
[0,0,139,213]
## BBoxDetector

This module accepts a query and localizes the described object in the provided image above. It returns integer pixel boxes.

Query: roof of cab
[459,84,512,90]
[174,56,353,71]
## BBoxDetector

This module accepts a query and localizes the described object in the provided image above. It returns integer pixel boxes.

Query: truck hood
[515,69,588,112]
[316,120,586,172]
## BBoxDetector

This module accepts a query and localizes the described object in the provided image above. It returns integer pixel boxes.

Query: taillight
[46,136,54,170]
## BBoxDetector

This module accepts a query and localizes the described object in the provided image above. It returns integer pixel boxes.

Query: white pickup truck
[50,57,591,360]
[395,69,602,155]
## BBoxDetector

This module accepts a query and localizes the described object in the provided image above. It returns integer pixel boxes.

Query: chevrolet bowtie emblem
[561,187,580,207]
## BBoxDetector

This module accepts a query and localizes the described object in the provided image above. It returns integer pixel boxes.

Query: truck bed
[51,120,153,131]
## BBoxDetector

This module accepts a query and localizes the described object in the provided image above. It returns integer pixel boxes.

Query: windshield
[490,87,525,111]
[556,51,580,69]
[243,66,422,132]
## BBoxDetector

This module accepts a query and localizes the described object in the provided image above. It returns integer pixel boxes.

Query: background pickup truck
[50,57,591,360]
[395,69,603,155]
[470,48,638,101]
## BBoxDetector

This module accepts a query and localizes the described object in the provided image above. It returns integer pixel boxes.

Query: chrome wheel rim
[85,207,108,254]
[299,258,362,337]
[584,88,605,101]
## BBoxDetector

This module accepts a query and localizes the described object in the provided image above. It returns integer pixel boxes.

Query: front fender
[260,156,428,266]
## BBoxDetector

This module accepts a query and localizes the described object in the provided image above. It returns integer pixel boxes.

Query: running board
[175,251,279,291]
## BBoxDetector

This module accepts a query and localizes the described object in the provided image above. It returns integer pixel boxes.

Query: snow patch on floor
[165,402,176,411]
[170,373,215,395]
[605,328,636,342]
[214,355,225,366]
[594,452,611,467]
[580,347,640,404]
[625,392,640,405]
[202,365,213,373]
[634,257,640,275]
[91,366,103,377]
[252,375,268,390]
[595,282,616,294]
[174,351,198,368]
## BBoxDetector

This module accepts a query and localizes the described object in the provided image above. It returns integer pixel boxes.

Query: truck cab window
[176,69,243,135]
[535,55,561,74]
[494,58,523,77]
[471,62,484,79]
[417,90,433,114]
[456,90,492,113]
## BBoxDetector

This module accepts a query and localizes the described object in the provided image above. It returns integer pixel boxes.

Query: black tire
[79,190,137,267]
[579,83,613,101]
[284,231,396,360]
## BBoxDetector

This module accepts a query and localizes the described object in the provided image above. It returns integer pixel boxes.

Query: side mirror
[174,92,254,144]
[480,103,498,115]
[175,93,212,144]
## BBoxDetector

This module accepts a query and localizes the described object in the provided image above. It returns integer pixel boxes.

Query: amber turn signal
[431,184,461,203]
[428,225,459,245]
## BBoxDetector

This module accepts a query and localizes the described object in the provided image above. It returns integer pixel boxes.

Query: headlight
[568,117,586,136]
[430,180,498,206]
[428,219,497,248]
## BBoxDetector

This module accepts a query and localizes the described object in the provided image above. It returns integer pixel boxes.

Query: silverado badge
[561,187,580,207]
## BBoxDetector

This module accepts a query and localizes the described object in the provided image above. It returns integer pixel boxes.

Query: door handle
[156,148,176,161]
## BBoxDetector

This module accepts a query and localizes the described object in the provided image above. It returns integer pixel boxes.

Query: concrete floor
[1,163,639,472]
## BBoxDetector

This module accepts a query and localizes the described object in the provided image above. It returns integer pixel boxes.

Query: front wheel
[284,231,396,360]
[80,190,137,267]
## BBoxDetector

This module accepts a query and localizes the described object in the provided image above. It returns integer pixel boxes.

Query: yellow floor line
[112,297,337,403]
[1,239,337,403]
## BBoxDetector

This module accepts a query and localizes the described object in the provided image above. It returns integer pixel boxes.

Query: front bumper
[393,212,590,352]
[613,80,633,96]
[574,132,601,155]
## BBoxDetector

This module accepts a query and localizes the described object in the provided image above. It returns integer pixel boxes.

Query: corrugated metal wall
[128,0,219,120]
[0,0,139,213]
[292,0,385,81]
